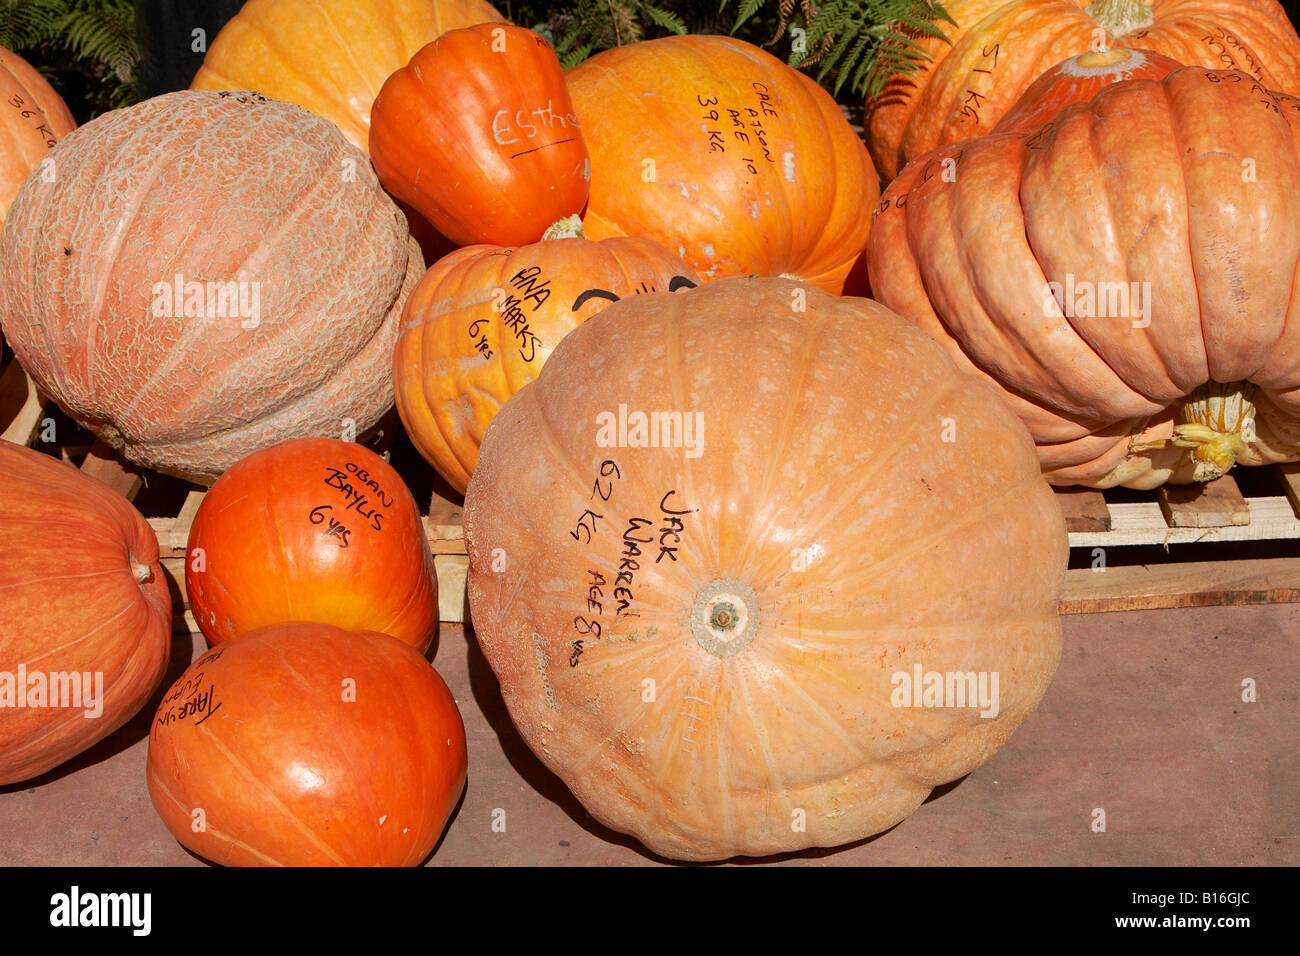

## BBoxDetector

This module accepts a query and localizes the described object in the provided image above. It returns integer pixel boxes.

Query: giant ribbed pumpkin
[867,0,1300,180]
[146,622,467,866]
[395,217,700,493]
[868,67,1300,488]
[1,44,75,229]
[190,0,505,153]
[463,277,1066,861]
[0,90,423,485]
[0,440,172,785]
[186,438,438,652]
[566,36,878,294]
[371,23,590,248]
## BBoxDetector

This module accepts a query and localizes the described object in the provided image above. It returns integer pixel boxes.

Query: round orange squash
[866,0,1300,180]
[0,90,423,485]
[190,0,506,153]
[394,217,700,494]
[146,621,467,866]
[0,440,172,785]
[868,67,1300,488]
[463,277,1066,861]
[993,47,1185,134]
[371,23,590,248]
[566,35,879,294]
[1,44,75,230]
[185,438,438,653]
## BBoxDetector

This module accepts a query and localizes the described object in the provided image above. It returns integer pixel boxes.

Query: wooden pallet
[4,355,1299,624]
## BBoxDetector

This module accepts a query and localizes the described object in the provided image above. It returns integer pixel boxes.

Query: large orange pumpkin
[371,23,590,248]
[866,0,1300,180]
[146,622,467,866]
[993,47,1185,134]
[0,90,423,485]
[566,35,879,294]
[0,440,172,785]
[868,67,1300,488]
[1,45,75,230]
[186,438,438,653]
[190,0,506,153]
[394,217,700,493]
[463,277,1066,861]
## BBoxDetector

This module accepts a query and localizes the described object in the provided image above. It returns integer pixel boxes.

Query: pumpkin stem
[691,580,759,658]
[131,555,154,585]
[1132,382,1257,482]
[1084,0,1154,39]
[542,215,585,241]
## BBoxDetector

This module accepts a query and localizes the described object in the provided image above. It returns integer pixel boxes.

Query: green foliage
[1,0,139,118]
[725,0,956,99]
[507,0,951,102]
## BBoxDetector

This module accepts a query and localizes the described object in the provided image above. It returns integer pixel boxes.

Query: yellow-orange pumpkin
[0,440,172,785]
[567,35,879,294]
[394,218,700,493]
[464,277,1066,861]
[190,0,505,153]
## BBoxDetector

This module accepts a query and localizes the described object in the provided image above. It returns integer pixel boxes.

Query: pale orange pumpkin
[867,0,1300,180]
[394,217,700,493]
[567,35,879,294]
[463,277,1066,861]
[190,0,506,153]
[0,90,423,484]
[868,67,1300,488]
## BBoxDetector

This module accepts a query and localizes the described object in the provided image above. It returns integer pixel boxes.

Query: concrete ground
[2,605,1295,866]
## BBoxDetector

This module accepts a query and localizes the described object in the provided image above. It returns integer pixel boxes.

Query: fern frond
[642,4,687,34]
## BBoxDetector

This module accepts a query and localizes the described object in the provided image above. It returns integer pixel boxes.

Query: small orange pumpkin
[371,23,590,247]
[186,437,439,652]
[147,622,467,866]
[394,218,700,493]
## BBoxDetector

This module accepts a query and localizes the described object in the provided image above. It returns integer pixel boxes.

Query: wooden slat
[1158,473,1250,528]
[1060,556,1300,614]
[427,482,465,554]
[78,439,143,500]
[1068,495,1300,548]
[1280,462,1300,518]
[1054,486,1111,533]
[0,362,44,445]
